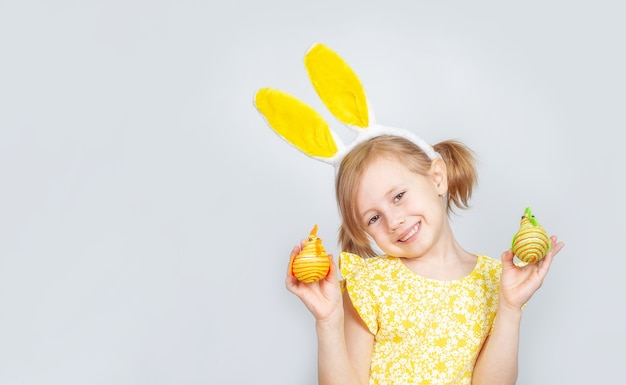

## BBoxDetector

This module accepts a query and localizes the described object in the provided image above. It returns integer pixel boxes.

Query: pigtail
[433,140,477,213]
[338,224,378,259]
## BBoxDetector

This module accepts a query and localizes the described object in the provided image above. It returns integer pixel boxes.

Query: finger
[325,254,333,278]
[501,249,515,267]
[324,254,339,283]
[286,246,299,286]
[285,262,302,294]
[536,247,555,278]
[549,236,565,257]
[287,245,299,279]
[285,274,300,293]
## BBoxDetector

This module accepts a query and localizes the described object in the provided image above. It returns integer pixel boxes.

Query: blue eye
[368,214,380,225]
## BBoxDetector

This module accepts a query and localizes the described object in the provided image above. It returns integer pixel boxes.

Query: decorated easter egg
[290,224,331,283]
[511,207,551,263]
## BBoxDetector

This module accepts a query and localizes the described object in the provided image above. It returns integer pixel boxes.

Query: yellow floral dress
[339,252,501,385]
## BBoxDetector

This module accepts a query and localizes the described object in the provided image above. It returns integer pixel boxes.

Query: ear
[429,157,448,195]
[304,43,372,131]
[254,88,342,163]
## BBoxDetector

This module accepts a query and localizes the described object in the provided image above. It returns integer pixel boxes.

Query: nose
[390,216,406,233]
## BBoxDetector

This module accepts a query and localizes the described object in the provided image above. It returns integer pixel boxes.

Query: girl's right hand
[285,242,344,323]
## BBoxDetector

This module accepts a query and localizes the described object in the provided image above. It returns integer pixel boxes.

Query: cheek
[368,228,389,245]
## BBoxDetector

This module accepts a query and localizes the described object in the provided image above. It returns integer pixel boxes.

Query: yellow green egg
[512,207,551,264]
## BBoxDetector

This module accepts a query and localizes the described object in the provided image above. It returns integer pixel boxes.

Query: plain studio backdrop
[1,1,624,384]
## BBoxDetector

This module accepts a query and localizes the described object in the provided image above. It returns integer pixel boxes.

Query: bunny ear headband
[254,43,440,167]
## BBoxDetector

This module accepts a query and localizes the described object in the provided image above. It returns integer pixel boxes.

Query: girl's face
[355,155,448,259]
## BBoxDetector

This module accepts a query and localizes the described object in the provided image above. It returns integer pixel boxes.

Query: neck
[400,227,477,281]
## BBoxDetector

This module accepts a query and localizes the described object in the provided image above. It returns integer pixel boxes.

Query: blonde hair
[335,135,477,258]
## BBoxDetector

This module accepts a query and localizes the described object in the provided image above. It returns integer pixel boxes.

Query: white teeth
[400,224,418,242]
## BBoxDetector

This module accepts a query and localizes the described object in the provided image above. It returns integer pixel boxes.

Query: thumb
[325,254,339,282]
[501,249,515,267]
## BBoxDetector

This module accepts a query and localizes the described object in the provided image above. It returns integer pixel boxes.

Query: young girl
[286,135,563,385]
[254,43,564,385]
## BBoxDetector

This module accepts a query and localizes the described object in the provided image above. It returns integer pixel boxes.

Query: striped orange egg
[511,207,551,263]
[290,224,331,283]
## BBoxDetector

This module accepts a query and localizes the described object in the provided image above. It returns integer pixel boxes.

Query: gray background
[1,0,624,384]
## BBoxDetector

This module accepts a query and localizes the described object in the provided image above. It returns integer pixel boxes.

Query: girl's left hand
[499,235,565,311]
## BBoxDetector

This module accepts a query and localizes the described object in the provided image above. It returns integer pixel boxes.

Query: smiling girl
[255,42,564,385]
[286,135,563,385]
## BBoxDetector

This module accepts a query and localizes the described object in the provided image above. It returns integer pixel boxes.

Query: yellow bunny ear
[304,43,370,129]
[254,88,340,161]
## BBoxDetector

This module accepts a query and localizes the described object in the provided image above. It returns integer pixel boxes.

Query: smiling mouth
[398,222,420,242]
